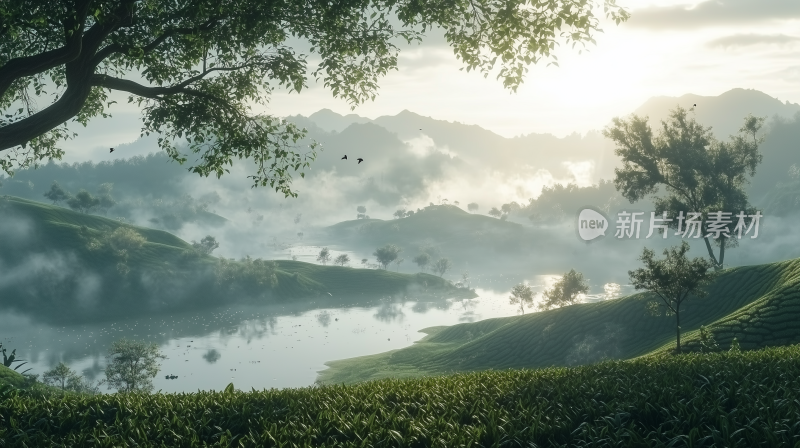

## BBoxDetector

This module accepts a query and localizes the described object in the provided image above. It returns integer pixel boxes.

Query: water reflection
[315,311,331,327]
[373,302,406,323]
[1,277,634,392]
[203,349,221,364]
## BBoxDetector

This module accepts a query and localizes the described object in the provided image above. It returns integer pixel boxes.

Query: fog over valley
[4,2,800,442]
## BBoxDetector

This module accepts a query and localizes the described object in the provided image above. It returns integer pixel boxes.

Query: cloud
[707,33,800,48]
[628,0,800,29]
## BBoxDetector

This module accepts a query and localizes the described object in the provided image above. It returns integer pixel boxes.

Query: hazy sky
[60,0,800,160]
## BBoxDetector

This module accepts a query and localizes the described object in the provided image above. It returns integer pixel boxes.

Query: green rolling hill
[0,196,472,322]
[318,257,800,384]
[326,204,535,256]
[0,365,28,390]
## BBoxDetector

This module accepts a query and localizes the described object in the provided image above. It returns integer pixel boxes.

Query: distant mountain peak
[307,109,372,133]
[634,88,800,138]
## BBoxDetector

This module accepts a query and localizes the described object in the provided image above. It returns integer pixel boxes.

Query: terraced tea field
[3,346,800,447]
[320,257,800,384]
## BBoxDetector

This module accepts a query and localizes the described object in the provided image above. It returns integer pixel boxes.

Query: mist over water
[2,283,616,392]
[2,92,800,392]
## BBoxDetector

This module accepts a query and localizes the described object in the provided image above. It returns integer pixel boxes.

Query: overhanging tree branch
[91,17,222,65]
[90,74,233,106]
[0,0,92,98]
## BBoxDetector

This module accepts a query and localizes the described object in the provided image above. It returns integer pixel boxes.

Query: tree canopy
[374,244,401,269]
[604,107,765,270]
[317,247,331,265]
[509,282,534,314]
[0,0,628,197]
[103,338,165,393]
[629,241,715,353]
[431,257,452,277]
[539,268,588,310]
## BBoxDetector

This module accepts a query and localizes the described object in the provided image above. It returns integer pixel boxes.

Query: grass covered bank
[2,345,800,447]
[319,257,800,384]
[0,196,472,323]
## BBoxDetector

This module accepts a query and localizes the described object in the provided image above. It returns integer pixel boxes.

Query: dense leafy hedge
[2,345,800,447]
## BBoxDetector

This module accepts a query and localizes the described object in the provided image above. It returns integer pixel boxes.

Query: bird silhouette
[109,147,114,153]
[357,158,364,164]
[341,155,347,160]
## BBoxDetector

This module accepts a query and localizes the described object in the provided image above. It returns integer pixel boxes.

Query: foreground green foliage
[2,346,800,447]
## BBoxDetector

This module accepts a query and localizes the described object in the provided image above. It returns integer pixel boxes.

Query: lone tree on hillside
[66,189,101,214]
[43,181,70,205]
[96,182,116,215]
[604,107,765,270]
[488,207,502,218]
[42,362,81,391]
[413,252,431,272]
[316,247,331,265]
[629,241,715,354]
[509,283,535,314]
[0,0,628,191]
[539,269,589,310]
[374,244,402,270]
[191,235,219,255]
[467,203,479,212]
[334,253,350,266]
[103,339,165,393]
[432,258,452,277]
[393,208,407,219]
[357,206,367,220]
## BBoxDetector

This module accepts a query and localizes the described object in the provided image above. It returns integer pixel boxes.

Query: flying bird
[109,147,114,153]
[341,155,347,160]
[357,158,364,164]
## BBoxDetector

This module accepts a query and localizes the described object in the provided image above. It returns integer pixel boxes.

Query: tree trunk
[703,237,722,271]
[675,308,681,354]
[719,236,726,269]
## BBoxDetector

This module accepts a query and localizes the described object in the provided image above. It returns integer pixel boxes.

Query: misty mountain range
[1,87,799,231]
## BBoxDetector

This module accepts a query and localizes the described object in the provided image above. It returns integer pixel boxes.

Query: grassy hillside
[3,346,800,447]
[319,257,800,384]
[0,196,471,322]
[272,260,462,299]
[327,204,534,256]
[0,365,27,389]
[1,195,192,266]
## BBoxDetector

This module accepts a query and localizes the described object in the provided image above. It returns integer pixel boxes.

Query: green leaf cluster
[3,345,800,446]
[1,0,629,196]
